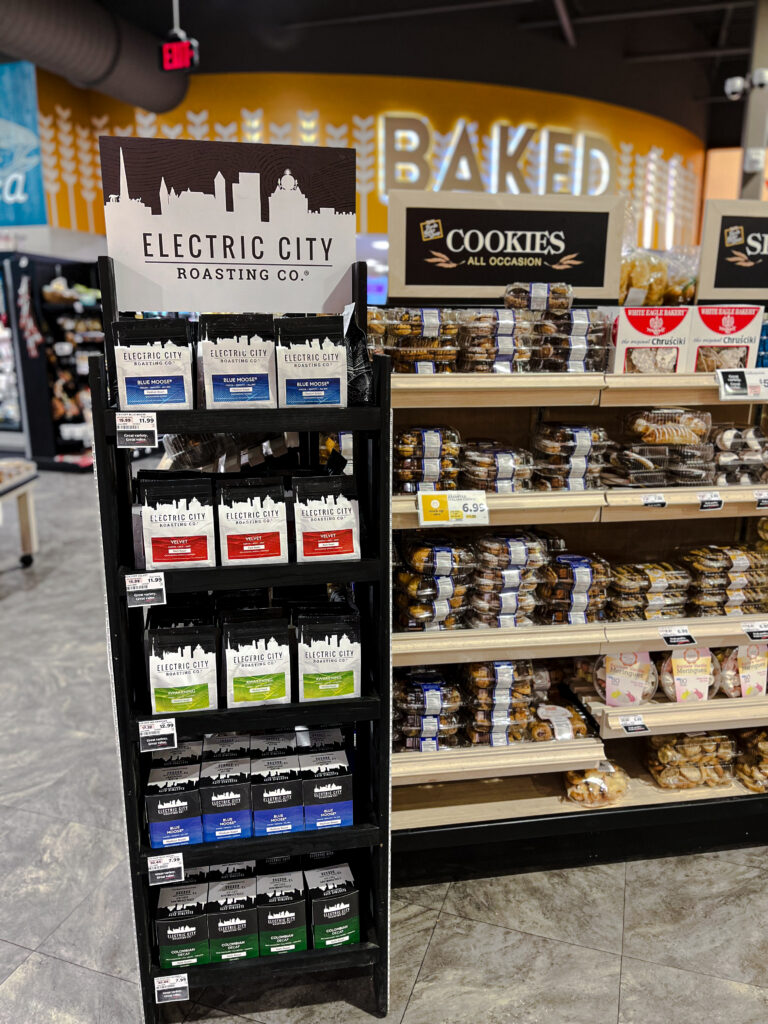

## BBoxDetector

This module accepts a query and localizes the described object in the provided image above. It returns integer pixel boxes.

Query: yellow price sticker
[417,490,489,527]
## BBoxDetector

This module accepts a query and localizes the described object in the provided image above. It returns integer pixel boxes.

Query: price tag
[754,491,768,510]
[697,490,723,511]
[417,489,489,527]
[618,714,649,734]
[115,411,158,448]
[659,626,696,647]
[147,852,185,886]
[717,368,768,401]
[641,493,667,509]
[154,974,189,1005]
[742,621,768,641]
[138,718,177,753]
[125,572,166,608]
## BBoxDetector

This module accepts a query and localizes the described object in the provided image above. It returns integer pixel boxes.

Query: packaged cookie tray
[606,605,687,622]
[735,753,768,792]
[647,760,735,789]
[680,545,768,573]
[395,612,466,632]
[593,656,659,703]
[536,606,605,625]
[534,424,611,455]
[686,600,768,618]
[711,425,767,453]
[532,444,607,468]
[565,762,630,806]
[395,594,470,625]
[600,469,669,489]
[606,588,688,609]
[394,568,472,600]
[463,723,531,745]
[461,474,533,493]
[625,409,712,446]
[462,703,535,731]
[471,566,541,594]
[395,684,463,715]
[394,428,461,459]
[504,281,573,311]
[533,471,604,492]
[737,728,768,757]
[395,712,461,738]
[400,536,476,575]
[397,478,459,494]
[715,470,768,487]
[461,444,534,476]
[714,449,768,468]
[469,590,537,616]
[464,610,536,629]
[475,533,550,569]
[390,354,457,374]
[541,556,611,587]
[461,659,537,689]
[647,732,737,765]
[393,733,461,752]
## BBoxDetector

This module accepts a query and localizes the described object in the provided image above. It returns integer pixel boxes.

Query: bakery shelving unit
[389,359,768,861]
[91,258,391,1024]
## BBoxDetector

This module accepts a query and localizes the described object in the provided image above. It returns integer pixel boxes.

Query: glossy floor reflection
[1,472,768,1023]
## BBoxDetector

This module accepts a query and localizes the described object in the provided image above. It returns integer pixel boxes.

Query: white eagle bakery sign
[99,137,356,313]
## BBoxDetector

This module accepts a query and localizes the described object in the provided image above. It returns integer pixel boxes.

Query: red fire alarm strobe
[159,35,199,71]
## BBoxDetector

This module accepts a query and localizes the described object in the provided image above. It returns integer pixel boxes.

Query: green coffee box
[256,871,307,956]
[207,878,259,962]
[304,863,360,949]
[155,883,210,968]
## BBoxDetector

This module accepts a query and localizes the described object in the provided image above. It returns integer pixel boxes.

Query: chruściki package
[199,757,253,843]
[113,319,193,411]
[155,882,209,968]
[207,878,259,962]
[612,307,693,375]
[275,316,347,408]
[145,764,202,849]
[304,863,360,949]
[147,623,218,715]
[216,478,289,567]
[299,750,353,829]
[198,313,276,409]
[294,476,361,563]
[138,474,216,570]
[202,733,252,761]
[251,755,304,836]
[687,305,763,373]
[256,870,307,956]
[223,620,292,708]
[297,615,362,702]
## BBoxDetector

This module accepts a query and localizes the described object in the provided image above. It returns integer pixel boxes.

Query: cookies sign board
[387,190,625,302]
[99,137,356,313]
[699,199,768,302]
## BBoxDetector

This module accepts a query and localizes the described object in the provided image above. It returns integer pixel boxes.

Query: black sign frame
[699,198,768,302]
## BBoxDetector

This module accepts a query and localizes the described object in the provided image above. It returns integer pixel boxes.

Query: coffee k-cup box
[208,861,256,882]
[151,739,203,768]
[199,758,253,842]
[251,755,304,836]
[250,730,297,759]
[202,733,251,761]
[207,878,259,962]
[256,871,307,956]
[686,305,763,373]
[155,882,210,968]
[299,751,353,830]
[145,764,203,849]
[612,307,693,375]
[304,863,360,949]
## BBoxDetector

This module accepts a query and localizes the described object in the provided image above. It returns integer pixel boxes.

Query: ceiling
[98,0,758,146]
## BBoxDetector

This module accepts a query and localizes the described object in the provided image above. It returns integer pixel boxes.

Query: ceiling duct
[0,0,188,112]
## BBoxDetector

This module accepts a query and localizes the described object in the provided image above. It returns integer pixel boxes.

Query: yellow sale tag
[417,490,489,527]
[418,492,451,524]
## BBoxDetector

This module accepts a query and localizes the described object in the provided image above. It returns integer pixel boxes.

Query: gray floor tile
[0,951,140,1024]
[392,881,450,911]
[443,861,626,953]
[619,956,768,1024]
[0,805,124,949]
[0,942,30,986]
[623,851,768,987]
[401,911,621,1024]
[39,859,137,982]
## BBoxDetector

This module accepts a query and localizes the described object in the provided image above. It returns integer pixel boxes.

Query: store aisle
[1,473,768,1024]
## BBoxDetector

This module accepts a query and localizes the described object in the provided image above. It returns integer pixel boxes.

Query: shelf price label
[697,490,723,512]
[717,368,768,401]
[138,718,177,753]
[742,621,768,642]
[125,572,166,608]
[147,852,185,887]
[154,974,189,1005]
[417,489,489,527]
[659,626,696,647]
[618,713,649,735]
[115,411,158,448]
[641,493,667,509]
[755,491,768,510]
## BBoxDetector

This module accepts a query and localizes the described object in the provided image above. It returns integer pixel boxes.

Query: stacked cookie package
[467,532,550,628]
[537,553,611,625]
[393,427,462,494]
[394,535,475,630]
[645,731,737,789]
[679,544,768,617]
[532,424,610,491]
[606,562,691,622]
[392,669,463,752]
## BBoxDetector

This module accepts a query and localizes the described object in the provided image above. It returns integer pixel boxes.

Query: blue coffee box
[251,755,304,836]
[299,751,353,830]
[199,758,253,842]
[145,764,203,849]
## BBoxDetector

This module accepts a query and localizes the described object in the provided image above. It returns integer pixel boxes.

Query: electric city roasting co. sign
[99,137,357,313]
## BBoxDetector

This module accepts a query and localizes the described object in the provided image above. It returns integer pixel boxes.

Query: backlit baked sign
[387,190,625,301]
[99,137,356,313]
[699,198,768,302]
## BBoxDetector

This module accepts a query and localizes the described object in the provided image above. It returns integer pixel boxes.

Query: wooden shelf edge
[391,373,604,409]
[600,614,768,654]
[392,623,606,666]
[391,738,605,786]
[391,491,604,529]
[600,373,720,407]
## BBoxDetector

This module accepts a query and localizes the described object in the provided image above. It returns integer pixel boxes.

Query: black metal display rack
[91,257,391,1023]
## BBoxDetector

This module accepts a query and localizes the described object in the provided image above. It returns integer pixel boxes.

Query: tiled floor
[2,472,768,1023]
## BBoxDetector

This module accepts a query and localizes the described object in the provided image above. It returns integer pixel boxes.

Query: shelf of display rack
[392,623,605,667]
[391,737,605,786]
[104,406,382,435]
[391,490,604,529]
[600,373,720,407]
[390,754,760,834]
[601,485,767,521]
[390,373,605,409]
[571,683,768,739]
[120,559,382,594]
[138,822,381,872]
[389,372,724,410]
[150,941,381,988]
[599,614,768,654]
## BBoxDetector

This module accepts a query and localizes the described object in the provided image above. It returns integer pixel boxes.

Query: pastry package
[463,700,534,734]
[400,535,476,575]
[541,554,611,588]
[380,308,460,374]
[533,424,610,456]
[680,544,768,573]
[602,445,670,488]
[457,318,498,373]
[612,307,693,375]
[396,712,460,738]
[593,652,659,705]
[715,645,768,698]
[396,612,466,632]
[394,670,462,714]
[619,247,698,306]
[471,565,540,594]
[394,569,472,600]
[463,721,529,745]
[530,703,588,742]
[468,589,536,616]
[626,408,711,446]
[503,282,573,312]
[461,441,534,482]
[738,728,768,758]
[610,562,691,594]
[658,649,720,702]
[394,454,460,493]
[647,732,737,764]
[395,591,467,623]
[564,761,629,806]
[532,461,604,491]
[475,532,549,569]
[275,316,347,408]
[647,760,734,789]
[463,610,535,629]
[688,306,762,373]
[735,752,768,792]
[394,427,461,459]
[294,476,360,562]
[461,660,536,702]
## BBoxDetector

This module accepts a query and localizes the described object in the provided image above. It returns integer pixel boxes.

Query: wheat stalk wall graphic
[325,122,348,148]
[38,111,60,228]
[241,108,263,143]
[298,110,318,145]
[352,115,374,233]
[269,122,292,145]
[214,121,238,142]
[55,105,78,230]
[186,110,209,140]
[135,110,158,138]
[76,124,96,233]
